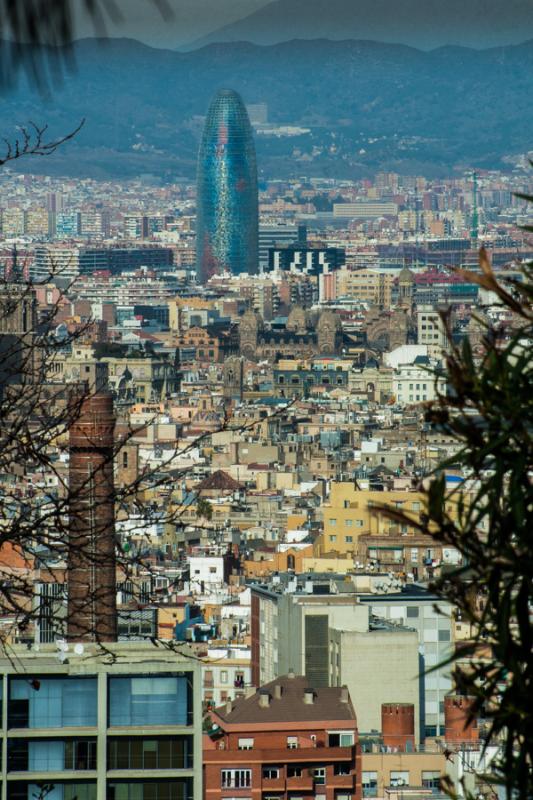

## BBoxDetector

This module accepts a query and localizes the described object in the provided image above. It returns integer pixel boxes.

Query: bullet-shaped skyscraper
[196,89,258,283]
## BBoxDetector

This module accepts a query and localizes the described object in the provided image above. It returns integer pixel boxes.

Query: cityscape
[0,2,531,800]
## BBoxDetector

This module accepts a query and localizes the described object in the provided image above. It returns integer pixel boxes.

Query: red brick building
[203,673,361,800]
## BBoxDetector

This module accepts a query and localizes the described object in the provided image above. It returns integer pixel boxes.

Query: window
[362,771,378,797]
[122,451,128,468]
[314,767,326,784]
[406,606,419,618]
[107,782,191,799]
[220,671,228,684]
[334,762,351,775]
[438,629,451,642]
[345,519,352,527]
[9,677,97,729]
[390,771,409,787]
[221,768,251,788]
[287,736,298,749]
[238,738,254,750]
[355,520,364,527]
[9,738,98,772]
[107,737,192,770]
[329,535,337,542]
[329,519,337,526]
[345,536,353,543]
[287,765,302,776]
[108,676,189,727]
[329,731,354,747]
[412,501,421,511]
[422,771,442,789]
[263,767,280,779]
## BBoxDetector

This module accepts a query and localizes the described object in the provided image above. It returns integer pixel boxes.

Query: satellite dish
[74,643,84,655]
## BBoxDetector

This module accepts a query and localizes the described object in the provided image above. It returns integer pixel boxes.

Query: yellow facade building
[319,483,426,556]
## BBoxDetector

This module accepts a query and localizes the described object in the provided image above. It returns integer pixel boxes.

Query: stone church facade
[238,307,342,361]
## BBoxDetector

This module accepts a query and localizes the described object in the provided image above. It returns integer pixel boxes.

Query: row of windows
[237,733,354,750]
[6,782,193,800]
[362,769,441,790]
[7,676,191,730]
[222,762,353,787]
[5,737,193,772]
[339,500,422,512]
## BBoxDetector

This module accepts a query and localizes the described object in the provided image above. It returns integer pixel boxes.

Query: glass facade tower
[196,89,258,283]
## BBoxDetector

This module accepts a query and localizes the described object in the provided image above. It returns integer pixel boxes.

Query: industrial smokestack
[68,390,117,642]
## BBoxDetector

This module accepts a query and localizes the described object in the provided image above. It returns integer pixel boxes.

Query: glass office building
[196,89,258,283]
[0,643,202,800]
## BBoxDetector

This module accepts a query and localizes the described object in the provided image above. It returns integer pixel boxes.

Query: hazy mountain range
[190,0,533,50]
[70,0,533,51]
[1,37,532,179]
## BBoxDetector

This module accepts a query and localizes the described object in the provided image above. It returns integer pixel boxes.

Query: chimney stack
[259,691,270,708]
[273,683,282,700]
[340,686,349,704]
[68,390,117,642]
[303,688,315,704]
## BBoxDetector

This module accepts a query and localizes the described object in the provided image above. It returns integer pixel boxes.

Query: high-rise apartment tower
[196,89,258,283]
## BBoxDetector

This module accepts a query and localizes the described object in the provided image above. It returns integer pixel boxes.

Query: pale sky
[72,0,269,49]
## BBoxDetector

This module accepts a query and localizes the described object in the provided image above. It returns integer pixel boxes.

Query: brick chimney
[67,391,117,642]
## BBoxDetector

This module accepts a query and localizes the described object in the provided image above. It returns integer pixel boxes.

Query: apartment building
[204,673,361,800]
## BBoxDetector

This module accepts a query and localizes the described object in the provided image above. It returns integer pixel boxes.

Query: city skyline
[0,2,530,799]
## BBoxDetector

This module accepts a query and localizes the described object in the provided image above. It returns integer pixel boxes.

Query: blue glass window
[108,677,188,727]
[9,678,97,728]
[8,784,96,800]
[8,739,97,772]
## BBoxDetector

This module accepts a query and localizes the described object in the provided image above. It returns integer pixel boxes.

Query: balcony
[286,774,314,791]
[331,772,355,789]
[205,745,355,764]
[261,776,285,791]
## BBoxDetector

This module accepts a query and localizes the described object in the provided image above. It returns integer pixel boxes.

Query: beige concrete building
[361,749,446,796]
[416,305,450,358]
[336,267,395,308]
[330,627,420,741]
